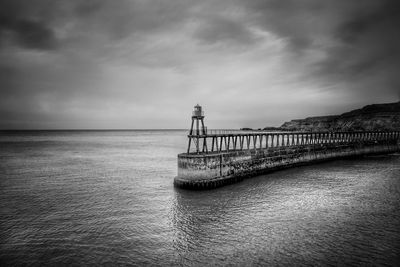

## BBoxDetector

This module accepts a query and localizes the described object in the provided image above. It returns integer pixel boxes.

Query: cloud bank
[0,0,399,129]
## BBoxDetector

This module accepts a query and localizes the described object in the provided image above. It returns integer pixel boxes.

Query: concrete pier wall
[175,140,400,190]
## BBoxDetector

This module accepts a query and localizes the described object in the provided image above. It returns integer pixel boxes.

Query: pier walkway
[175,105,400,190]
[186,130,399,154]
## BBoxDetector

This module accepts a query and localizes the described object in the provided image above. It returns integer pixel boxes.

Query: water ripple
[1,131,399,266]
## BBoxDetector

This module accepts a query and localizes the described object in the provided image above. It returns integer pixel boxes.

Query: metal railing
[189,129,287,135]
[185,130,400,154]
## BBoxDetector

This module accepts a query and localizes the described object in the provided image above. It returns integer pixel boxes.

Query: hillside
[279,101,400,131]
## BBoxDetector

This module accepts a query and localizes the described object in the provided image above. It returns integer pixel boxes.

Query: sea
[1,130,400,266]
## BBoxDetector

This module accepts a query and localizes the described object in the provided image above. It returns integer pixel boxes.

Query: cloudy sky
[0,0,399,129]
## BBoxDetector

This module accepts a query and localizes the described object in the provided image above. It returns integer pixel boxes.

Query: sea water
[1,130,399,266]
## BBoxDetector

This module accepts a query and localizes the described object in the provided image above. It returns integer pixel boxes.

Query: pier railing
[186,130,400,154]
[189,129,289,135]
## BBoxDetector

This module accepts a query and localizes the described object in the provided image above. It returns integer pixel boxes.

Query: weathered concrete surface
[174,140,400,190]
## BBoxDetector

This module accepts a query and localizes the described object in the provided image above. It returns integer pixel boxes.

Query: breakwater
[175,131,400,189]
[174,105,400,190]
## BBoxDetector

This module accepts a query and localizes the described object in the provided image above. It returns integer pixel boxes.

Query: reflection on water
[1,131,400,266]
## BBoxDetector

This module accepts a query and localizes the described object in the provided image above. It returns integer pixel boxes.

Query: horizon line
[0,128,189,131]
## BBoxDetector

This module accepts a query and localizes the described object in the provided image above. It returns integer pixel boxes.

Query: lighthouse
[187,104,207,153]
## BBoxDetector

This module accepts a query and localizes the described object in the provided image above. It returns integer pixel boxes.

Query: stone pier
[174,131,400,190]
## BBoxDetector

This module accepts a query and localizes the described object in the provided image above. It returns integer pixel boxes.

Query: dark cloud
[0,18,58,50]
[241,0,328,52]
[0,0,60,50]
[194,16,258,46]
[0,0,191,51]
[316,0,400,96]
[336,0,400,44]
[74,0,104,16]
[237,0,400,97]
[69,0,192,41]
[0,0,399,129]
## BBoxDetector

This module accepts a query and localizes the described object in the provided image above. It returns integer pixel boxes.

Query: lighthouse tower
[187,104,207,153]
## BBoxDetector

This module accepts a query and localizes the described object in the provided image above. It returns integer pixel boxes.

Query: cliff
[279,101,400,131]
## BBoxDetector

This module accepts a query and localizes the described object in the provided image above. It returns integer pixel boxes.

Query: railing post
[187,137,191,154]
[233,136,238,150]
[204,136,208,153]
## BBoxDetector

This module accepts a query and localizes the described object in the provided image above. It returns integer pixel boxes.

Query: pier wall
[175,138,400,190]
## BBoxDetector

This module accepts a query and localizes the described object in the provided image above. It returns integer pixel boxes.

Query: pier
[174,105,400,190]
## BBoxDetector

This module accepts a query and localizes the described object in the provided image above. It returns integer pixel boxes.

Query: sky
[0,0,399,129]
